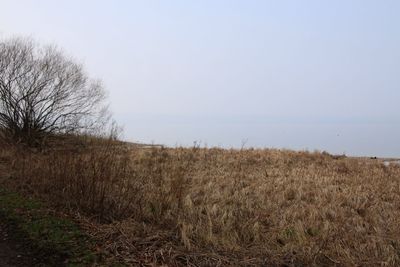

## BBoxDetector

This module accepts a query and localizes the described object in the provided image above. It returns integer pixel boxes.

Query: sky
[1,0,400,157]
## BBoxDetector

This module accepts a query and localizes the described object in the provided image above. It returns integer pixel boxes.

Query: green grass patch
[0,188,98,266]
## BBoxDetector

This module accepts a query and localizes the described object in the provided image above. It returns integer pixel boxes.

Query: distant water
[383,160,400,167]
[116,114,400,158]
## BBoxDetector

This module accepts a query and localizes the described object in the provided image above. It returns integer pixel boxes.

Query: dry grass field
[1,141,400,266]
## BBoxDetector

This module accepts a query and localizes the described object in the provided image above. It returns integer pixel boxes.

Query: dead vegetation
[2,141,400,266]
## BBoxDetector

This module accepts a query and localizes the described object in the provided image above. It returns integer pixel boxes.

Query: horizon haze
[1,0,400,157]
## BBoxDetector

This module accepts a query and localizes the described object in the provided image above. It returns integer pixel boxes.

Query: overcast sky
[1,0,400,157]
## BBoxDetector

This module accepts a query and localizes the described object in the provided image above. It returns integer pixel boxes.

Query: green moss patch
[0,188,98,266]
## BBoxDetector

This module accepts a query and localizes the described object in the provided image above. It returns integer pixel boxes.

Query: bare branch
[0,37,110,146]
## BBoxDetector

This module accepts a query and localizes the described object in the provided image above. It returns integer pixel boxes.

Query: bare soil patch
[0,222,41,267]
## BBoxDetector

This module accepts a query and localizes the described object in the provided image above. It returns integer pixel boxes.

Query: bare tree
[0,37,110,145]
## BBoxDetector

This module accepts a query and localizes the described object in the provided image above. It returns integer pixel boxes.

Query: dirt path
[0,159,41,267]
[0,222,40,267]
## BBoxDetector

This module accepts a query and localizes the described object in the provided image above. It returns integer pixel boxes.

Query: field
[1,141,400,266]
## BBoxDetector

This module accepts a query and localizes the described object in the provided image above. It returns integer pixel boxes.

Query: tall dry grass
[3,142,400,266]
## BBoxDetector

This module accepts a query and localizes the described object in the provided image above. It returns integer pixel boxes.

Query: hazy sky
[1,1,400,157]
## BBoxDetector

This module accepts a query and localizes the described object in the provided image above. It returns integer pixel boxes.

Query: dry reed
[3,142,400,266]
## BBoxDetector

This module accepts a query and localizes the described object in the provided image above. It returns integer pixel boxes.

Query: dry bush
[5,144,400,266]
[8,140,135,221]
